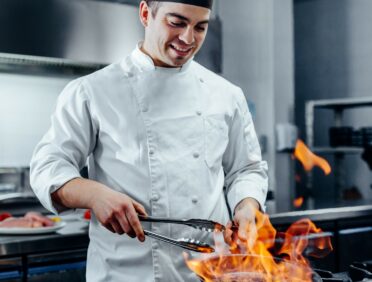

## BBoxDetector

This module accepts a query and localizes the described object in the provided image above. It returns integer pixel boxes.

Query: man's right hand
[90,187,147,242]
[52,178,148,242]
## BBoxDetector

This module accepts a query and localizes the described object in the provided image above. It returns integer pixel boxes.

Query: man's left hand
[224,198,259,248]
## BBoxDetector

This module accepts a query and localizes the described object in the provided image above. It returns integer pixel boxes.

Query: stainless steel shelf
[308,97,372,110]
[305,97,372,197]
[0,167,24,174]
[312,147,364,154]
[0,52,107,77]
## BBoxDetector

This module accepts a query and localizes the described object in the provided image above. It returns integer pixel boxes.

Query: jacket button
[196,110,202,116]
[199,78,204,83]
[149,149,155,156]
[193,152,200,159]
[142,107,149,113]
[192,196,198,204]
[151,194,160,202]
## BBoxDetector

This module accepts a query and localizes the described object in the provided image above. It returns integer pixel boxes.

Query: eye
[195,25,206,32]
[170,21,186,27]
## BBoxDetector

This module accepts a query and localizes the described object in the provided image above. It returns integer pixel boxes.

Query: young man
[30,0,268,281]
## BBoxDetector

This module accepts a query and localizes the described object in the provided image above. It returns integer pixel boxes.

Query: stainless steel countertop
[269,204,372,225]
[0,219,89,257]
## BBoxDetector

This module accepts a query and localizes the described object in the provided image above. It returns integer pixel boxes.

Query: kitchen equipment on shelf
[361,127,372,146]
[139,215,222,253]
[329,126,353,147]
[329,126,372,147]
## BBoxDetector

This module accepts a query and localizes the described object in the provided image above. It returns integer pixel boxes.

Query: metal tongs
[139,215,225,253]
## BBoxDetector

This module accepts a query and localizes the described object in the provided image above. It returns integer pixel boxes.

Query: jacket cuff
[33,169,81,215]
[227,182,267,213]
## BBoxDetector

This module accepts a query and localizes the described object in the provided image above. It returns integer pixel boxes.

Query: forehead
[156,2,211,22]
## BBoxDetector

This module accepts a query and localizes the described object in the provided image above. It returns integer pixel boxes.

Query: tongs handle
[138,215,225,233]
[139,215,187,225]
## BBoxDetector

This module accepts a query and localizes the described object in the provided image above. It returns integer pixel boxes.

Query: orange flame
[185,210,333,282]
[294,140,331,175]
[293,196,304,208]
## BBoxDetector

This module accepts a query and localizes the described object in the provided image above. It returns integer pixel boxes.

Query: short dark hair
[145,0,162,17]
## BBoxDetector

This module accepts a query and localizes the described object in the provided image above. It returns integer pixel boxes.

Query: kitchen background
[0,0,371,281]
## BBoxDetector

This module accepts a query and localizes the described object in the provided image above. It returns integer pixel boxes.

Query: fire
[294,140,331,175]
[293,196,304,208]
[185,139,333,280]
[185,210,333,282]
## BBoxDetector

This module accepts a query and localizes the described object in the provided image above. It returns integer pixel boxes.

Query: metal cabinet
[0,249,87,282]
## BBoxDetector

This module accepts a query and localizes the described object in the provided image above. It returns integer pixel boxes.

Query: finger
[237,222,249,241]
[110,218,124,235]
[223,221,233,244]
[247,223,257,249]
[113,209,135,237]
[224,228,233,244]
[124,213,136,238]
[126,205,145,242]
[104,222,115,233]
[226,221,232,229]
[132,201,147,216]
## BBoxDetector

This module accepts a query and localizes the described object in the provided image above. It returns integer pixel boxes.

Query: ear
[139,1,150,27]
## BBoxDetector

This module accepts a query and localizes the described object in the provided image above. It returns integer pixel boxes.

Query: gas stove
[313,261,372,282]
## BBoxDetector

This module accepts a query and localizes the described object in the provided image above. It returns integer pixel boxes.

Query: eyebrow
[166,13,209,25]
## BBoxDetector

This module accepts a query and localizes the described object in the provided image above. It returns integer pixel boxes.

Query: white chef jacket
[30,44,268,282]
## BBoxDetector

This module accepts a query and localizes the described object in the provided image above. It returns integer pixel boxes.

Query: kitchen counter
[0,220,89,258]
[0,217,89,281]
[0,204,371,278]
[1,204,372,258]
[269,203,372,225]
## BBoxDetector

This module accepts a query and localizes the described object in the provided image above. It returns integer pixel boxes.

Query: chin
[172,57,191,67]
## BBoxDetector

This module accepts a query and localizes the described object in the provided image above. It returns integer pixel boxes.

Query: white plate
[0,221,66,235]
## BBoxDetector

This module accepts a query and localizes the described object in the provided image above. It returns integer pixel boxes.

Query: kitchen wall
[295,0,372,202]
[220,0,295,212]
[0,74,70,167]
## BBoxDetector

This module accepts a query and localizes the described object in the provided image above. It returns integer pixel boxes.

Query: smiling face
[139,1,210,67]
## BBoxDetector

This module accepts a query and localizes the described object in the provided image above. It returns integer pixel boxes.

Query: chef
[30,0,268,281]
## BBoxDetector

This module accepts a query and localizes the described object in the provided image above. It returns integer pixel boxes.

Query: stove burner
[312,260,372,282]
[312,269,351,282]
[349,262,372,281]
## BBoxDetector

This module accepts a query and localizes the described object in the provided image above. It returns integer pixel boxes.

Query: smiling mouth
[170,44,193,56]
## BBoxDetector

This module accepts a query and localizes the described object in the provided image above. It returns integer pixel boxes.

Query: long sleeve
[30,79,97,214]
[223,88,268,212]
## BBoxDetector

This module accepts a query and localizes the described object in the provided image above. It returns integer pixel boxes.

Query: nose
[179,27,194,45]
